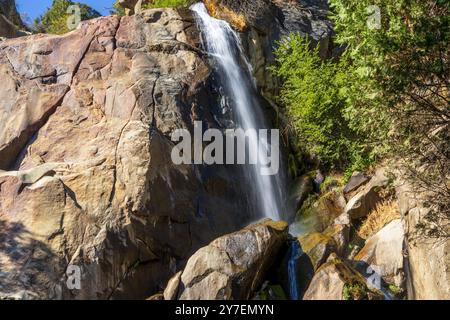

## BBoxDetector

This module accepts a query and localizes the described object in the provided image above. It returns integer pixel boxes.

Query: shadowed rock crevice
[0,219,62,299]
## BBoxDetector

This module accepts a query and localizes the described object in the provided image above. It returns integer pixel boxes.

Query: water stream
[287,240,303,300]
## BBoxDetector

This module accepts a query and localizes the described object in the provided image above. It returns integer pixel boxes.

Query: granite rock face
[396,180,450,300]
[0,1,339,300]
[0,9,252,300]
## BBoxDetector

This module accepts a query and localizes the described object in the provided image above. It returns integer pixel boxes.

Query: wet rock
[275,239,313,300]
[298,190,347,233]
[165,220,289,300]
[316,191,347,230]
[298,232,337,271]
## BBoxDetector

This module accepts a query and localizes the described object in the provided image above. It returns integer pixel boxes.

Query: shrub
[143,0,192,9]
[33,0,100,34]
[271,34,375,172]
[330,0,449,238]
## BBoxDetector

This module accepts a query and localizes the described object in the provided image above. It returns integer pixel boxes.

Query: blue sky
[16,0,116,23]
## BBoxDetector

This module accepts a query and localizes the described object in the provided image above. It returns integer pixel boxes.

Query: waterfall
[191,3,285,221]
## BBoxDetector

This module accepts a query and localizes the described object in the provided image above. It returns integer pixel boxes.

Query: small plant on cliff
[343,282,368,300]
[358,200,401,239]
[33,0,101,34]
[143,0,192,9]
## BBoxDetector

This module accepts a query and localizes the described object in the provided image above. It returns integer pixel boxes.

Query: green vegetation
[343,282,368,300]
[111,0,192,15]
[143,0,192,9]
[33,0,101,34]
[388,283,403,296]
[321,174,344,193]
[273,0,449,230]
[111,1,126,16]
[272,35,371,172]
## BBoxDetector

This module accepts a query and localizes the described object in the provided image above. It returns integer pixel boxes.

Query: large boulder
[354,219,406,289]
[164,220,289,300]
[295,190,346,234]
[0,8,256,300]
[323,223,349,256]
[303,253,383,300]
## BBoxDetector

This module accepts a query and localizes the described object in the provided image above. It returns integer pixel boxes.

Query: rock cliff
[0,8,257,299]
[3,0,445,302]
[0,0,332,300]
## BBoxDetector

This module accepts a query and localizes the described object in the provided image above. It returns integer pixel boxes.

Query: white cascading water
[191,3,284,221]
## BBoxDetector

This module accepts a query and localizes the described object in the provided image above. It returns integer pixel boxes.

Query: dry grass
[358,200,401,240]
[205,0,247,31]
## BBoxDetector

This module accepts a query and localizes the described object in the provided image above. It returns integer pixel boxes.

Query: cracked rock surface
[0,8,251,300]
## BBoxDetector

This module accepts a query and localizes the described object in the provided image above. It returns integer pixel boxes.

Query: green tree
[33,0,101,34]
[273,0,449,227]
[111,0,192,15]
[111,1,125,16]
[330,0,449,236]
[271,34,373,172]
[330,0,448,143]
